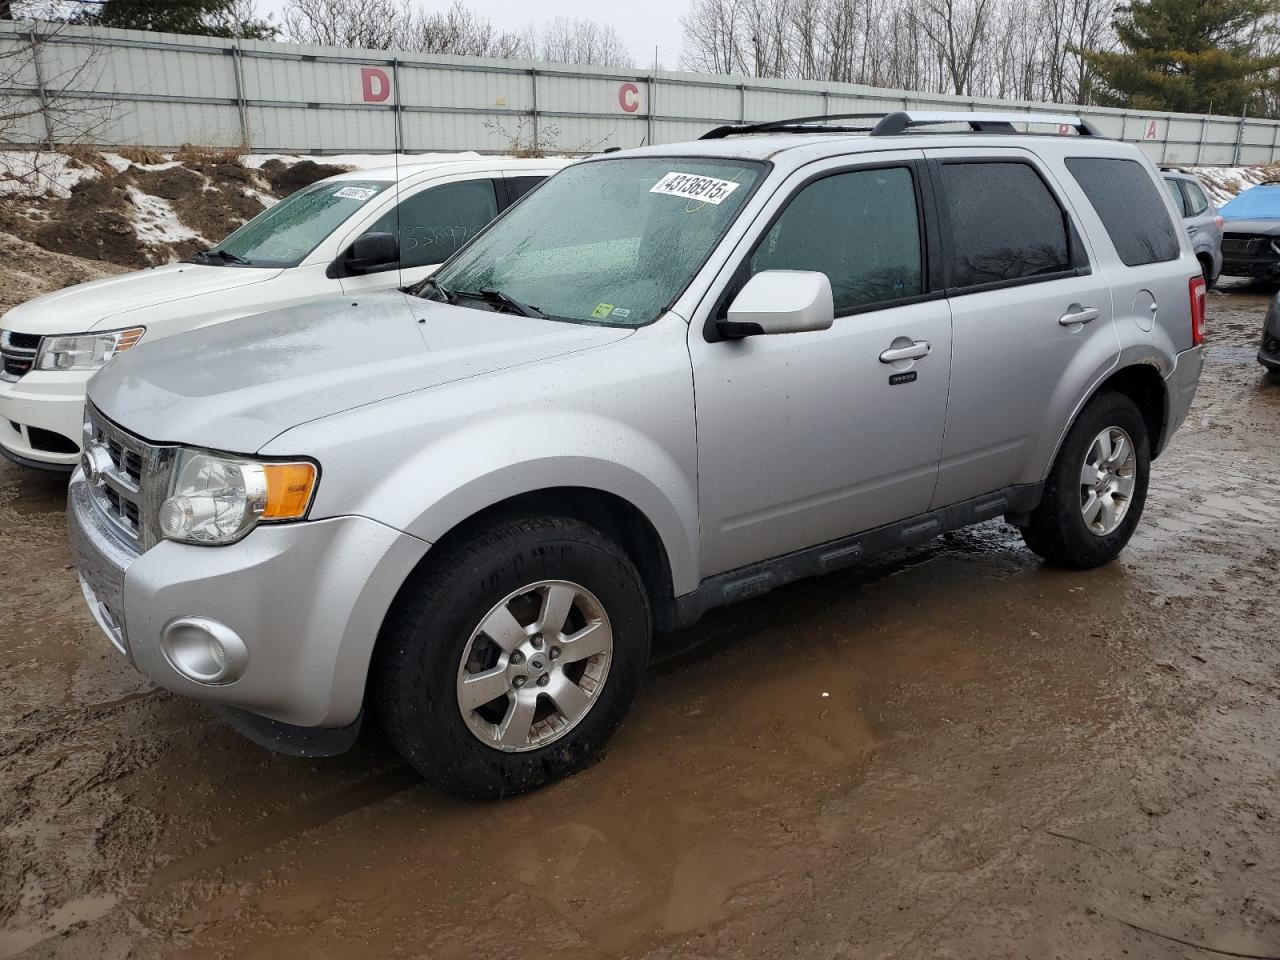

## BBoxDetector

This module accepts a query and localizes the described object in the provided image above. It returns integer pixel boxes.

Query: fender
[386,411,701,594]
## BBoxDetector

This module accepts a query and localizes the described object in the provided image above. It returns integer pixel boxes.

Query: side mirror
[345,232,399,274]
[717,270,834,339]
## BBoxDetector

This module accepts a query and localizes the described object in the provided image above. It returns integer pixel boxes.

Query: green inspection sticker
[591,303,615,319]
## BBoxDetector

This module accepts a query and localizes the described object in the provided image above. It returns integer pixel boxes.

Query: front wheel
[1020,391,1150,569]
[374,514,651,799]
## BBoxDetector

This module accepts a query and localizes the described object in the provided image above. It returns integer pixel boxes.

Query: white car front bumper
[0,369,92,469]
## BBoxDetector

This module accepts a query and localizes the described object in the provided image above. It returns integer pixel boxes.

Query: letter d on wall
[362,67,391,103]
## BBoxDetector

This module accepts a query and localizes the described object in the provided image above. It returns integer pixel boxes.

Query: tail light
[1214,215,1224,229]
[1189,275,1207,346]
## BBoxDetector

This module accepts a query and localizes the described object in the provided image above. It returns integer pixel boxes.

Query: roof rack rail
[700,112,884,140]
[700,109,1105,140]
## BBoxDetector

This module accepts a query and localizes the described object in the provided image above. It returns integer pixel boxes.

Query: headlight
[35,326,145,371]
[157,449,318,545]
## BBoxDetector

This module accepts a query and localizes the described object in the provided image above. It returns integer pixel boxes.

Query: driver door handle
[879,340,933,363]
[1058,307,1100,326]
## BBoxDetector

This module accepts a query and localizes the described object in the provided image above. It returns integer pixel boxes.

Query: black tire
[1020,391,1150,569]
[1200,256,1216,289]
[374,513,651,799]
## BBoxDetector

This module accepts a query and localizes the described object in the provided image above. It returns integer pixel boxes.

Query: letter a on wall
[1143,119,1159,141]
[362,67,391,103]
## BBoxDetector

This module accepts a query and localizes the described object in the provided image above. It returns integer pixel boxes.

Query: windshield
[427,157,764,326]
[203,179,391,267]
[1220,185,1280,220]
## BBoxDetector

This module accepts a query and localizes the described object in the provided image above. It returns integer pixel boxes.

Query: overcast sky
[255,0,686,69]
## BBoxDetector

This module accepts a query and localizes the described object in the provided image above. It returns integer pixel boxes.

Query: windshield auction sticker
[333,186,379,201]
[650,172,741,205]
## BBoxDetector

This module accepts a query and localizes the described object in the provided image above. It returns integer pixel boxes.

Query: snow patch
[126,186,202,245]
[1185,165,1280,205]
[0,152,101,198]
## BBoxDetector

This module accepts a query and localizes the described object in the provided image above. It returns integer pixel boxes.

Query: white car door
[336,174,503,294]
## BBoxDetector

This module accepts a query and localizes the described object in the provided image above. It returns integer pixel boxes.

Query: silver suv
[68,112,1206,797]
[1162,169,1223,287]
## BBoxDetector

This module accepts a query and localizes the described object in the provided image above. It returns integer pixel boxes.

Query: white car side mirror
[718,270,835,339]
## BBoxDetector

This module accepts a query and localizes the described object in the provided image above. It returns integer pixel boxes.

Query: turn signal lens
[262,462,318,519]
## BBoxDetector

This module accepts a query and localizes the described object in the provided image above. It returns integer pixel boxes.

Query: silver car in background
[1163,169,1223,287]
[66,111,1206,798]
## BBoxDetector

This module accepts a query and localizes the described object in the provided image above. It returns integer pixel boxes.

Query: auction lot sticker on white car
[650,172,741,205]
[333,186,379,201]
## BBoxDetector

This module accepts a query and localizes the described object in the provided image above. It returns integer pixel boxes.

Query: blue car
[1220,182,1280,279]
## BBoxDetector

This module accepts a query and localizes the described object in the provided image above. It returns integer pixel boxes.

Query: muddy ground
[1,283,1278,960]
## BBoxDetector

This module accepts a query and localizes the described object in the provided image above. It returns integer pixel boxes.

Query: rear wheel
[1020,391,1150,569]
[374,513,651,798]
[1199,255,1216,289]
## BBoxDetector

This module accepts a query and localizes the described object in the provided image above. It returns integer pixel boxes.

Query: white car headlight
[157,449,318,546]
[35,326,145,371]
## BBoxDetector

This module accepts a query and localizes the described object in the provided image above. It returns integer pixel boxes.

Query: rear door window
[1164,178,1190,216]
[1182,180,1210,216]
[364,179,500,268]
[938,161,1072,289]
[1066,158,1180,266]
[748,165,924,313]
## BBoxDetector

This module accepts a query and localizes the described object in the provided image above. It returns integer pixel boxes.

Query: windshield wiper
[419,276,455,304]
[453,286,546,319]
[192,248,252,266]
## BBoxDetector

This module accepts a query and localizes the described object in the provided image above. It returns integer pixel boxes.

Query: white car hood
[88,290,634,454]
[0,262,282,335]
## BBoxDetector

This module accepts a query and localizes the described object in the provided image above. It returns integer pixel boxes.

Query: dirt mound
[260,158,352,195]
[30,176,154,268]
[0,231,128,312]
[0,152,354,274]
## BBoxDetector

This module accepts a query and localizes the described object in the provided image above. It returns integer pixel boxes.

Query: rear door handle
[1058,307,1100,326]
[879,340,933,363]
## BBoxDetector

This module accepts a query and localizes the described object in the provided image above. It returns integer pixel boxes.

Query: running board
[663,483,1043,632]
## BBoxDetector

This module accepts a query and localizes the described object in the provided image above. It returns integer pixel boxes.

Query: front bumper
[1220,256,1280,279]
[0,369,93,469]
[1160,344,1205,455]
[67,470,430,731]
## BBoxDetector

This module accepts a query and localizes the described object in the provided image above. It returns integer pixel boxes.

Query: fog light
[160,617,248,685]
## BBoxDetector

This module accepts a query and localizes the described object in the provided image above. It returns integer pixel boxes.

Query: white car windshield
[426,157,764,326]
[197,180,391,268]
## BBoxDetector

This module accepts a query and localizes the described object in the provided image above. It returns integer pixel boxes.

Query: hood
[88,290,634,454]
[1220,218,1280,236]
[0,263,282,335]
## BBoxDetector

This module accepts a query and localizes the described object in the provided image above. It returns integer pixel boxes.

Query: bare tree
[282,0,415,48]
[410,2,526,57]
[531,16,633,67]
[0,23,112,190]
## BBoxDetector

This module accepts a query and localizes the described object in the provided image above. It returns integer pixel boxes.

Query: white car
[0,155,570,470]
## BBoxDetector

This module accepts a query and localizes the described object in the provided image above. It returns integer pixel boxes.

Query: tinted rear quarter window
[940,161,1071,289]
[1066,158,1180,266]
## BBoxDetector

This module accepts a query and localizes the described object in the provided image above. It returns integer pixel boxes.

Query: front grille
[0,329,39,382]
[1222,233,1280,257]
[82,403,175,552]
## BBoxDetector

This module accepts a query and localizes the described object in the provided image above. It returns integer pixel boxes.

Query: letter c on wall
[618,82,640,113]
[362,67,391,103]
